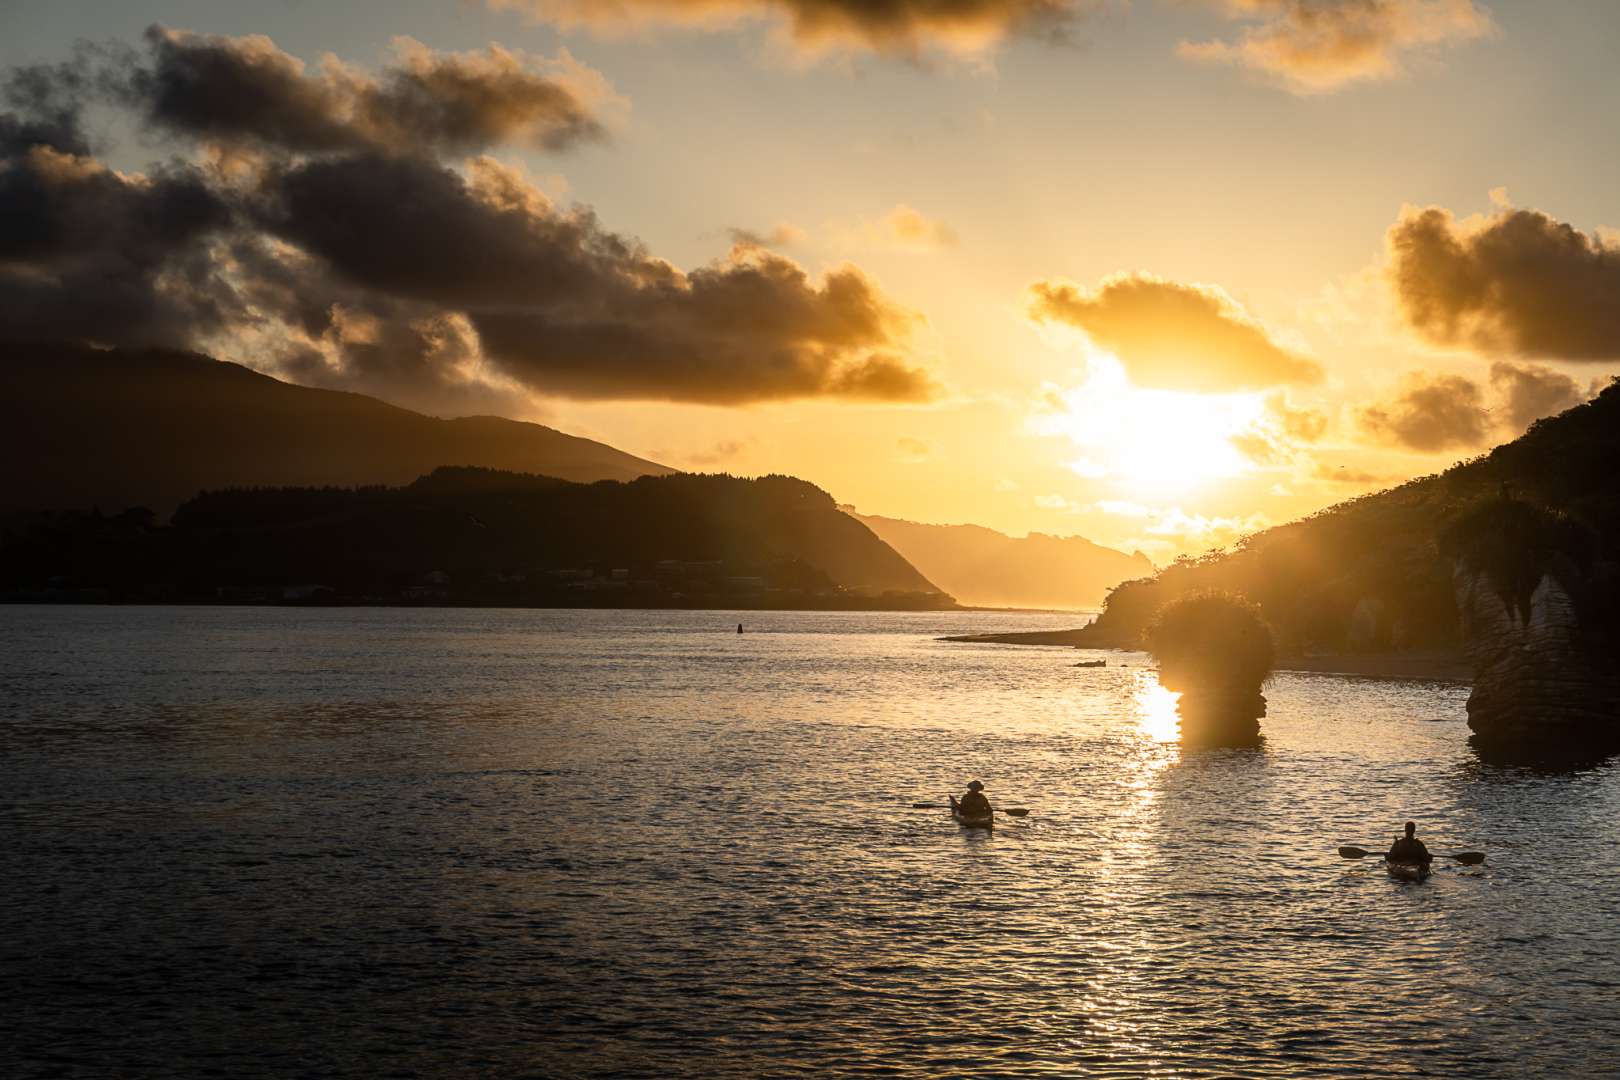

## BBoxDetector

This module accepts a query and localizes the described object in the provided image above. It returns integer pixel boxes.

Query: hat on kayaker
[967,780,984,791]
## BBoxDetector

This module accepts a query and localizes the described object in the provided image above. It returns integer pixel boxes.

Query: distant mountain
[1,468,953,609]
[849,511,1151,610]
[0,343,672,515]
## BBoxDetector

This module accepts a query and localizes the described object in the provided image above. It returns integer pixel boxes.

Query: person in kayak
[1387,821,1432,865]
[957,781,992,819]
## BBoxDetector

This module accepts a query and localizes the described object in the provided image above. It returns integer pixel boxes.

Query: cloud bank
[1359,361,1598,452]
[1389,205,1620,361]
[1179,0,1493,93]
[1028,272,1322,392]
[0,29,937,410]
[124,27,617,156]
[489,0,1081,57]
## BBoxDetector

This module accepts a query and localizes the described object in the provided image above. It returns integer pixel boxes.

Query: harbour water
[3,606,1618,1077]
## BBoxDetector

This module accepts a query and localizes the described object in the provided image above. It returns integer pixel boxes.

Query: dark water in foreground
[3,606,1618,1078]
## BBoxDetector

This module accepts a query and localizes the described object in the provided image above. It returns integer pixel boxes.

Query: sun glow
[1035,355,1265,496]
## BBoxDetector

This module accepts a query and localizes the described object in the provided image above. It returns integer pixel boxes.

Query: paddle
[912,802,1031,817]
[1338,845,1485,865]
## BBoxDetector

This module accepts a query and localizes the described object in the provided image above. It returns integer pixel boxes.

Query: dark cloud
[1179,0,1493,93]
[0,143,235,346]
[251,153,933,403]
[118,26,612,156]
[1489,360,1590,431]
[1359,373,1491,452]
[490,0,1081,56]
[1,34,936,408]
[1028,272,1322,392]
[1390,206,1620,360]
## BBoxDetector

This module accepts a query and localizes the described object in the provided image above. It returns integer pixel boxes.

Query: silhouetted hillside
[0,343,672,515]
[1,468,952,609]
[1074,378,1620,654]
[851,511,1151,609]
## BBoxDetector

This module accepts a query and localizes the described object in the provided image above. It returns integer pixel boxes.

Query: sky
[4,0,1619,560]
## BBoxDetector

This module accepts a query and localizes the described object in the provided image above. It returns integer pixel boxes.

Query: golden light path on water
[3,606,1619,1077]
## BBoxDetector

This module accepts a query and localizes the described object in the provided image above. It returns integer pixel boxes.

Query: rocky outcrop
[1454,565,1620,746]
[1174,687,1267,746]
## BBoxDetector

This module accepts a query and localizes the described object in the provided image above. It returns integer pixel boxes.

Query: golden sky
[4,0,1618,560]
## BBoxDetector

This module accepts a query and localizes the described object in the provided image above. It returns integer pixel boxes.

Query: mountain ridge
[850,509,1151,610]
[0,343,673,515]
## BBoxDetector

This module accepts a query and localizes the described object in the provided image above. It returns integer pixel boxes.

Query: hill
[0,343,672,515]
[851,511,1151,609]
[951,377,1620,658]
[0,468,952,609]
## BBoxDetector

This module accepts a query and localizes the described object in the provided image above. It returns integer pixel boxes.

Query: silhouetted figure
[956,780,991,819]
[1386,821,1432,865]
[737,622,744,634]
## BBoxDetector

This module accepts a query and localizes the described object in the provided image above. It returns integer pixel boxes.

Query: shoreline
[941,629,1472,684]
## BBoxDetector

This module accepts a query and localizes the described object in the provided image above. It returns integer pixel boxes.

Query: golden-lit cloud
[1389,204,1620,360]
[1488,360,1589,431]
[1029,272,1322,392]
[1359,372,1490,451]
[489,0,1081,57]
[869,204,958,250]
[1228,393,1326,465]
[729,222,807,248]
[1359,361,1601,454]
[1179,0,1493,93]
[895,436,934,461]
[1092,499,1269,558]
[1312,462,1397,486]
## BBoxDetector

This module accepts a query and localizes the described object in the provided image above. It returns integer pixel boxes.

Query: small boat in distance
[949,794,993,830]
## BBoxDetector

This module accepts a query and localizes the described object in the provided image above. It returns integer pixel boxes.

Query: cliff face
[1454,565,1620,745]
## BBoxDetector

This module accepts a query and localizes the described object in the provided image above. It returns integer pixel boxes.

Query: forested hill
[0,343,672,515]
[852,511,1151,610]
[1,469,952,609]
[1079,378,1620,653]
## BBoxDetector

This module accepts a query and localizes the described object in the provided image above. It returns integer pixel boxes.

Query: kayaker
[958,780,992,819]
[1386,821,1432,865]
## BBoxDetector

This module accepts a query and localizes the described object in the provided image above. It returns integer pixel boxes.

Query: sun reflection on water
[1133,675,1182,744]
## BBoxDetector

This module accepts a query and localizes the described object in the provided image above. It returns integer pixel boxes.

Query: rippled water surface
[4,606,1619,1077]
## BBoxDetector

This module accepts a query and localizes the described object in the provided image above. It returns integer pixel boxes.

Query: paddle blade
[1338,846,1374,859]
[912,803,946,809]
[1002,808,1030,817]
[1450,851,1486,865]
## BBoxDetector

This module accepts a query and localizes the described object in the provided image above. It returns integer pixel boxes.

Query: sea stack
[1144,592,1274,746]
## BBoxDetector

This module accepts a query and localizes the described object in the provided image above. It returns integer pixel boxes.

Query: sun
[1036,354,1265,497]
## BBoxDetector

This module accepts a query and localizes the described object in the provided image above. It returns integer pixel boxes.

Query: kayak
[949,794,993,830]
[1387,860,1431,882]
